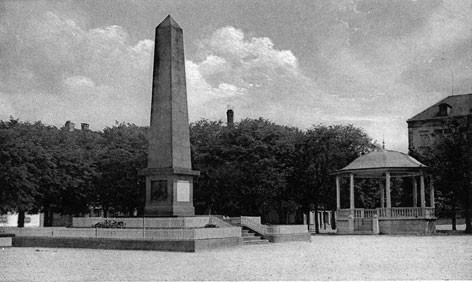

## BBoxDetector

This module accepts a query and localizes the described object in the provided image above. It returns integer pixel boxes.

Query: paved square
[1,235,471,281]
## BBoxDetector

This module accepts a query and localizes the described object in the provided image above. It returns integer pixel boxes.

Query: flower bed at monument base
[72,216,212,228]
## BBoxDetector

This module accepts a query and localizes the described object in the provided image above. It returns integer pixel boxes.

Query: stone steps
[223,218,270,245]
[241,227,269,245]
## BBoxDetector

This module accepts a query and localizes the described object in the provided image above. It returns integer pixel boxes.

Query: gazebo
[333,149,436,234]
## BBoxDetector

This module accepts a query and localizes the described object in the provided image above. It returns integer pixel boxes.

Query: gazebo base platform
[336,208,436,235]
[337,218,436,235]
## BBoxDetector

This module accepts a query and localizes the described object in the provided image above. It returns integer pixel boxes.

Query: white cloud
[0,9,153,130]
[64,76,96,89]
[3,1,470,154]
[187,26,318,124]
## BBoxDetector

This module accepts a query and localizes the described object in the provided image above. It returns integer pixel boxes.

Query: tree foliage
[190,118,302,221]
[93,123,147,217]
[0,119,147,225]
[1,116,375,227]
[191,119,375,224]
[414,123,472,233]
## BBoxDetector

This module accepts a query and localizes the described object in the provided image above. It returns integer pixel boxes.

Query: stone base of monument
[12,236,242,252]
[7,216,242,252]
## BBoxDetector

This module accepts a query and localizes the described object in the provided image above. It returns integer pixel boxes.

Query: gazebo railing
[377,207,435,218]
[364,209,378,218]
[338,207,435,219]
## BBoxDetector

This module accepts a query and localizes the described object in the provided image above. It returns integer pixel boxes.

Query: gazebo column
[412,177,418,207]
[385,172,391,208]
[348,173,355,232]
[336,176,341,210]
[429,176,435,208]
[380,180,385,208]
[420,173,426,208]
[350,174,355,210]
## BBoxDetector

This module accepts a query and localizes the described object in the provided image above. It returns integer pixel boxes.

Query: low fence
[1,226,241,241]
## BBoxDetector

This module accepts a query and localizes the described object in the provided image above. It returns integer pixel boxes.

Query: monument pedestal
[142,168,199,216]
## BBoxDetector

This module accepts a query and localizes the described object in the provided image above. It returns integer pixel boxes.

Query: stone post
[348,215,354,233]
[372,215,380,234]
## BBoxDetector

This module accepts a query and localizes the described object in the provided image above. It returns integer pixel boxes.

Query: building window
[438,103,451,116]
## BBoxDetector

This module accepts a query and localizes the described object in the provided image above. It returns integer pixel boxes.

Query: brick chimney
[81,123,90,131]
[226,109,234,126]
[64,121,75,131]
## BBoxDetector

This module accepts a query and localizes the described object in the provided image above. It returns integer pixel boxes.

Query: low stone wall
[240,216,310,242]
[72,216,211,228]
[379,218,436,235]
[264,224,310,242]
[2,226,241,241]
[266,225,308,235]
[13,236,242,252]
[0,233,14,247]
[7,226,242,252]
[264,233,311,243]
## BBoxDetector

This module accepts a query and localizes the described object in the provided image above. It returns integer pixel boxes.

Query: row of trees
[5,116,469,232]
[0,119,147,226]
[0,117,375,227]
[191,119,375,225]
[411,120,472,234]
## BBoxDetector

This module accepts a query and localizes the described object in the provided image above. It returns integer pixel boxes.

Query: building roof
[334,149,426,177]
[408,93,472,122]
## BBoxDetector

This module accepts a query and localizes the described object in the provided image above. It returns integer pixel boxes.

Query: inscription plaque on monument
[176,180,190,202]
[150,180,167,202]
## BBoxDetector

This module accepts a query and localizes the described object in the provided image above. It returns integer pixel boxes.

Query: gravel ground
[1,235,471,281]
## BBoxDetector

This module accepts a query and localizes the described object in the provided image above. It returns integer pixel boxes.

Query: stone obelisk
[142,15,199,216]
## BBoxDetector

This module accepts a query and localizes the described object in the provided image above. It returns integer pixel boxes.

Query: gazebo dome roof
[335,149,426,177]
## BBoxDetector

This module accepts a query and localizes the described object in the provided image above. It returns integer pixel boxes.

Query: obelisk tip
[157,15,182,29]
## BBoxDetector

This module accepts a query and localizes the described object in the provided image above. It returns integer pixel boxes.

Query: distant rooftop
[408,93,472,122]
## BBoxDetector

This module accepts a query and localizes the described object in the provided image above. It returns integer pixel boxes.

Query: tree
[0,119,61,226]
[292,124,375,232]
[93,123,147,216]
[190,118,301,222]
[424,126,472,233]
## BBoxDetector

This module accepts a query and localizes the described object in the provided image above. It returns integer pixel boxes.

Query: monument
[10,17,311,251]
[141,15,199,216]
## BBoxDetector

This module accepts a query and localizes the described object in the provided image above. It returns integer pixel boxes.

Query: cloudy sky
[1,0,472,152]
